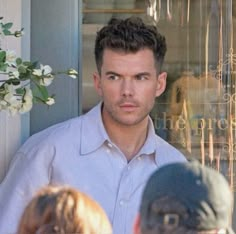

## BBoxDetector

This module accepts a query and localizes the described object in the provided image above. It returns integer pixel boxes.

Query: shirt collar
[80,102,157,156]
[80,102,109,155]
[137,117,157,156]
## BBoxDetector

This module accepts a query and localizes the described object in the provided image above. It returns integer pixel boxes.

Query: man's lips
[119,103,138,110]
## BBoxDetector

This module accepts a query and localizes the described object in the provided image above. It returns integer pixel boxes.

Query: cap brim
[227,227,235,234]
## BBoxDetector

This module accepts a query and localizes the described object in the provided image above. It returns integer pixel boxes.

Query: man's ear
[155,72,167,97]
[93,72,103,96]
[133,214,142,234]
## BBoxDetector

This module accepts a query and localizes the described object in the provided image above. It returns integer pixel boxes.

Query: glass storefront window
[82,0,236,191]
[148,0,236,191]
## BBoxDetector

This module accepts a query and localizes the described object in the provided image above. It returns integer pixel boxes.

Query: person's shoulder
[34,116,82,139]
[16,104,101,157]
[18,116,83,155]
[154,135,187,163]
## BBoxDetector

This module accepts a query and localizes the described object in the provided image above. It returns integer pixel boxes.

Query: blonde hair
[18,186,112,234]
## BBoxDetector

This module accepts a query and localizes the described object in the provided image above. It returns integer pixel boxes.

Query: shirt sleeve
[0,146,55,234]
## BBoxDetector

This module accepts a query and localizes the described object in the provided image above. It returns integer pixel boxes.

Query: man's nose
[121,79,135,97]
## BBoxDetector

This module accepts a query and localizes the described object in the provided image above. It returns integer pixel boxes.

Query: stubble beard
[103,102,152,127]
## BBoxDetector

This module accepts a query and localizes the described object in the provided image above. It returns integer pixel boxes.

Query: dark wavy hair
[95,17,167,73]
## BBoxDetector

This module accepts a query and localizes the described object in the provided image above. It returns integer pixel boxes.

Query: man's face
[94,48,166,127]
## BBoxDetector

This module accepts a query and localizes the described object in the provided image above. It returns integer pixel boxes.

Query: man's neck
[103,117,149,161]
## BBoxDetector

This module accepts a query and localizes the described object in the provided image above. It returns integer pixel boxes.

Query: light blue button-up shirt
[0,103,186,234]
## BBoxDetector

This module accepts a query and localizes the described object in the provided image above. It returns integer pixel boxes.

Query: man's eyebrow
[105,71,151,76]
[135,72,151,76]
[105,71,121,76]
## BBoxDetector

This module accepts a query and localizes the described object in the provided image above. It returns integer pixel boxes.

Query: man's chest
[50,152,157,234]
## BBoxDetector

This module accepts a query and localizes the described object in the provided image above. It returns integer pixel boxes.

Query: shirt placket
[112,162,133,234]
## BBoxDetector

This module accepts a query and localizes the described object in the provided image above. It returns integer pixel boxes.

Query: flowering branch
[0,17,78,115]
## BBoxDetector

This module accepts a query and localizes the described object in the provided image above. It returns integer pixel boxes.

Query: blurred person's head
[134,160,235,234]
[18,186,112,234]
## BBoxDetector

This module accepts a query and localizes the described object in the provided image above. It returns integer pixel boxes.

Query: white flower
[2,85,33,115]
[9,70,20,79]
[3,86,21,115]
[4,83,16,97]
[0,100,7,110]
[39,74,54,86]
[4,92,18,104]
[19,88,33,113]
[67,68,78,79]
[46,97,55,105]
[10,105,21,115]
[33,64,54,86]
[14,30,24,37]
[8,105,19,115]
[6,50,17,66]
[41,64,52,75]
[32,68,42,76]
[4,84,19,103]
[0,19,77,115]
[33,64,52,76]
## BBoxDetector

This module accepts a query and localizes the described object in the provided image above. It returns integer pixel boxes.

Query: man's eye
[108,75,119,80]
[136,75,148,80]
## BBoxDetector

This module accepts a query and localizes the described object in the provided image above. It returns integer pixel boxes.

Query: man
[0,17,186,234]
[133,160,235,234]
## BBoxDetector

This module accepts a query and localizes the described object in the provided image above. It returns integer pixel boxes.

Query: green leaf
[5,78,21,86]
[30,75,40,86]
[23,61,32,67]
[19,72,31,81]
[3,22,13,30]
[33,96,45,104]
[3,29,11,35]
[31,86,38,96]
[0,51,6,62]
[0,63,7,72]
[18,65,27,74]
[15,87,25,95]
[36,84,49,101]
[32,61,38,67]
[28,61,38,69]
[16,58,22,65]
[0,84,5,90]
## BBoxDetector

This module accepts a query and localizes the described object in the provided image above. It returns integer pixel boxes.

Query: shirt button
[127,166,131,170]
[119,200,125,206]
[107,142,113,148]
[137,156,142,161]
